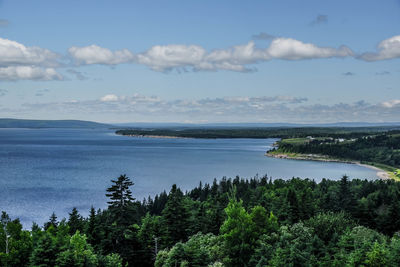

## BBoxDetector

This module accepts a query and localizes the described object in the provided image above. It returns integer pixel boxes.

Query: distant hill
[0,119,111,128]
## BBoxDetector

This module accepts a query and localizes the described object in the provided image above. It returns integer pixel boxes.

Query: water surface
[0,128,379,227]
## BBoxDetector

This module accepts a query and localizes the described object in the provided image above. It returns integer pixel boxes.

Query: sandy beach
[267,152,393,180]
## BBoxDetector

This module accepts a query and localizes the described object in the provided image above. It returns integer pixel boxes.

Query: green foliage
[116,126,398,139]
[154,233,224,267]
[106,174,135,210]
[55,231,98,267]
[29,231,58,267]
[162,184,191,247]
[68,207,84,236]
[7,173,400,266]
[98,253,123,267]
[0,212,33,267]
[268,223,318,266]
[276,132,400,168]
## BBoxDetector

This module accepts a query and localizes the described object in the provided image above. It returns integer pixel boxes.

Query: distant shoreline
[266,152,392,180]
[117,133,190,139]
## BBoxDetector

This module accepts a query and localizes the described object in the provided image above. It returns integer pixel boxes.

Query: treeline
[3,175,400,266]
[115,126,399,139]
[277,132,400,168]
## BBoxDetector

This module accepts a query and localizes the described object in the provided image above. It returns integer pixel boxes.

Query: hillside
[0,118,110,128]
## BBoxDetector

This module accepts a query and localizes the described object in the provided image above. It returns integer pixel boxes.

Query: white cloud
[136,44,207,71]
[0,66,63,81]
[205,41,268,71]
[382,99,400,108]
[0,37,59,67]
[267,38,353,60]
[100,94,119,102]
[69,38,354,72]
[8,95,400,123]
[135,39,352,72]
[359,35,400,61]
[68,45,135,65]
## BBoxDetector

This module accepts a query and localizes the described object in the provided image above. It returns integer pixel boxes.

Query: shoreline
[117,133,191,139]
[266,152,392,180]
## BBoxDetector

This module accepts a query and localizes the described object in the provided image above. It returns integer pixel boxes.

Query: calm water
[0,128,379,227]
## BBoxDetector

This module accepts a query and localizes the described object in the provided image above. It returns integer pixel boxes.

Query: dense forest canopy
[2,174,400,266]
[270,131,400,179]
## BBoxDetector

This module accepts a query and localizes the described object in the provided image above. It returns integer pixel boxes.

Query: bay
[0,128,379,227]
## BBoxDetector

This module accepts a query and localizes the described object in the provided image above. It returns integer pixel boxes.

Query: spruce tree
[106,174,135,207]
[106,174,136,225]
[68,207,83,235]
[44,212,58,230]
[162,184,190,247]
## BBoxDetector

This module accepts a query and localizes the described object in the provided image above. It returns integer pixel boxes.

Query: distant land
[114,122,400,129]
[2,118,400,129]
[0,118,110,128]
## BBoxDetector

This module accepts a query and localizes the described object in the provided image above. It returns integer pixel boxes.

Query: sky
[0,0,399,123]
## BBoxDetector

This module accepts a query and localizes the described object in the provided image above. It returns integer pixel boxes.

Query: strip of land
[266,151,393,180]
[266,135,400,181]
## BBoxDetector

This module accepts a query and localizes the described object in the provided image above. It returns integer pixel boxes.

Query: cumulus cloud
[0,66,63,81]
[134,39,352,72]
[359,35,400,61]
[0,37,59,67]
[310,15,328,26]
[67,37,353,72]
[382,99,400,108]
[68,45,135,65]
[267,38,353,60]
[100,94,119,102]
[136,44,208,71]
[0,37,63,81]
[4,34,398,80]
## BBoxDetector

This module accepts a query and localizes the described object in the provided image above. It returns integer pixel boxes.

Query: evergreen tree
[106,174,135,209]
[29,232,58,267]
[86,206,99,247]
[68,207,84,236]
[220,189,255,266]
[44,212,58,231]
[106,174,136,226]
[162,184,190,247]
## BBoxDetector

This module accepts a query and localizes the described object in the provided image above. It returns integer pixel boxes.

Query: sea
[0,128,379,227]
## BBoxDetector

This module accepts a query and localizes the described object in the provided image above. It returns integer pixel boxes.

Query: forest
[115,126,400,139]
[273,131,400,171]
[2,174,400,266]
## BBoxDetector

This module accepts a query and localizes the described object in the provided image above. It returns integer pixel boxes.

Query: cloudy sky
[0,0,399,123]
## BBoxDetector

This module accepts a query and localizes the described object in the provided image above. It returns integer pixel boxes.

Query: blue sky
[0,0,399,123]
